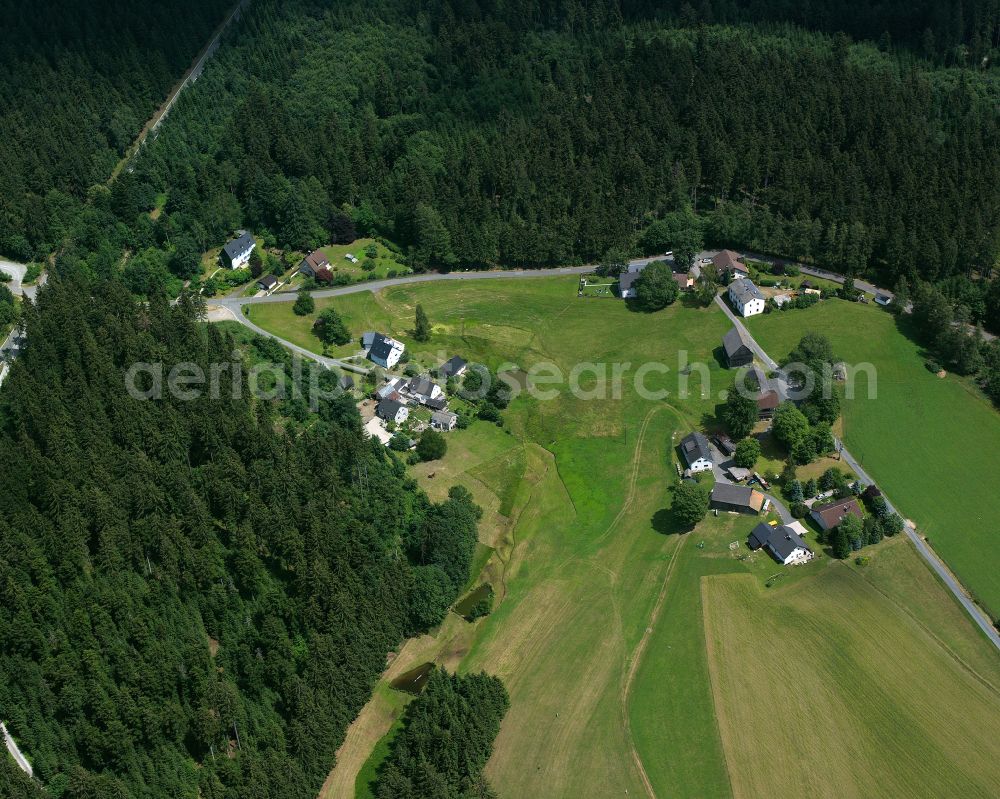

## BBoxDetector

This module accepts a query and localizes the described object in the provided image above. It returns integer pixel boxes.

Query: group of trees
[633,261,681,311]
[908,279,1000,405]
[0,272,486,798]
[372,668,509,798]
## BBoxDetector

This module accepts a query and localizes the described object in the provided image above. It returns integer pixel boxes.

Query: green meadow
[747,300,1000,619]
[232,279,1000,798]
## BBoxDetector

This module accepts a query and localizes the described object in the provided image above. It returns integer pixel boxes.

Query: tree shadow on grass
[651,507,691,536]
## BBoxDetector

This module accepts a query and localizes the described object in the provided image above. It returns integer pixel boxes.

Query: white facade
[368,335,406,369]
[688,456,713,473]
[728,279,766,317]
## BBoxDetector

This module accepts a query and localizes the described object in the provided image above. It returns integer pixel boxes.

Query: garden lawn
[320,238,410,280]
[747,300,1000,619]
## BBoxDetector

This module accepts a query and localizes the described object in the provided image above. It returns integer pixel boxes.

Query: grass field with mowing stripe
[703,563,1000,799]
[746,300,1000,619]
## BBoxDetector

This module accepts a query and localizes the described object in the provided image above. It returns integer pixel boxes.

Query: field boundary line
[620,533,688,799]
[699,576,740,799]
[844,560,1000,697]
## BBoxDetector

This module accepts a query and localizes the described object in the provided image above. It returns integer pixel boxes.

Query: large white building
[367,333,406,369]
[221,231,256,269]
[728,278,766,317]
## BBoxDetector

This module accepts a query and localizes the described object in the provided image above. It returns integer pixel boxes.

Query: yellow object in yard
[769,520,778,526]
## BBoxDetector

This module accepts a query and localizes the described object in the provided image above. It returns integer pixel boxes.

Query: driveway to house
[709,442,792,524]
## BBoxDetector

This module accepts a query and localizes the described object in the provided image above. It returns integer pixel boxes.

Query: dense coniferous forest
[373,669,509,799]
[0,0,233,260]
[0,273,484,797]
[126,0,1000,291]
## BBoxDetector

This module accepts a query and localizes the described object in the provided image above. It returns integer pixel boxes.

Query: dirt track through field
[620,534,687,799]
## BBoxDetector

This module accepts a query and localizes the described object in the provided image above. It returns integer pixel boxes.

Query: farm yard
[746,300,1000,620]
[235,278,1000,798]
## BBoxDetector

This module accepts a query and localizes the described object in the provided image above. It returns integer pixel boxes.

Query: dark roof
[369,334,399,362]
[723,326,752,359]
[729,278,764,304]
[440,355,467,378]
[713,434,736,456]
[711,482,765,511]
[679,432,712,467]
[407,375,438,398]
[618,271,641,293]
[258,274,278,289]
[339,374,355,390]
[748,522,773,550]
[800,280,814,289]
[376,398,405,420]
[811,497,863,530]
[425,396,447,411]
[362,331,377,349]
[222,232,254,261]
[757,524,812,561]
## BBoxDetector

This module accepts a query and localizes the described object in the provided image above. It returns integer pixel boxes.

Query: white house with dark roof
[431,410,458,431]
[367,333,405,369]
[376,398,409,425]
[221,231,255,269]
[728,278,766,317]
[439,355,468,379]
[747,521,813,565]
[405,375,444,405]
[679,431,713,473]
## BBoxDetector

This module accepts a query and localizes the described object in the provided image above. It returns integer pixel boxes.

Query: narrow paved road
[0,260,45,301]
[836,442,1000,650]
[2,722,32,778]
[720,307,1000,650]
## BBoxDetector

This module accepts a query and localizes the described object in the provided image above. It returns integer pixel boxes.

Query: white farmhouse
[220,231,255,269]
[728,278,766,317]
[367,333,405,369]
[679,431,713,473]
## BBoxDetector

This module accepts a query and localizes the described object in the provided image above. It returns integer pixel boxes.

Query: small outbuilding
[431,410,458,431]
[439,355,468,379]
[747,521,814,565]
[257,274,278,292]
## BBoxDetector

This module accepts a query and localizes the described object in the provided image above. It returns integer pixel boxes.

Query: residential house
[710,483,766,515]
[299,250,331,278]
[679,431,713,473]
[406,375,444,405]
[728,278,766,317]
[439,355,468,379]
[221,231,255,269]
[374,377,404,401]
[722,326,754,368]
[367,333,405,369]
[810,497,864,532]
[712,250,749,280]
[747,521,814,565]
[757,390,780,419]
[338,374,355,391]
[257,274,278,292]
[673,272,693,291]
[431,410,458,431]
[376,398,409,425]
[617,269,642,299]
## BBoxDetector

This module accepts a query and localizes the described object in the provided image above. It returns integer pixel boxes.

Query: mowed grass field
[703,558,1000,799]
[238,279,1000,799]
[746,300,1000,619]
